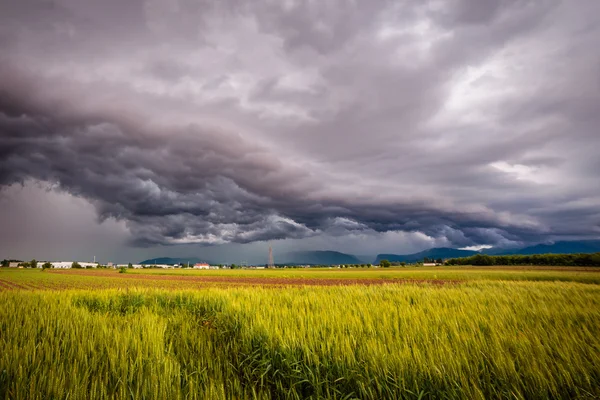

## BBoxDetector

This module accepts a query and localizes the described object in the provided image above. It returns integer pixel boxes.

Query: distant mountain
[375,248,478,264]
[492,240,600,256]
[139,257,217,265]
[140,241,600,267]
[354,254,378,264]
[282,251,363,265]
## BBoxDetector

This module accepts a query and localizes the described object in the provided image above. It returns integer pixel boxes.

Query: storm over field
[1,0,599,261]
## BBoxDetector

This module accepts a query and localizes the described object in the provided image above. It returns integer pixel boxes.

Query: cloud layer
[1,0,599,251]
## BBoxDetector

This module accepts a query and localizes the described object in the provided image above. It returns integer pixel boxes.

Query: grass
[0,268,599,399]
[2,266,600,290]
[122,265,600,284]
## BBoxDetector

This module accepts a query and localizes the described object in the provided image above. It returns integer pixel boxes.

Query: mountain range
[485,240,600,255]
[374,248,478,264]
[281,251,363,265]
[140,240,600,266]
[375,240,600,264]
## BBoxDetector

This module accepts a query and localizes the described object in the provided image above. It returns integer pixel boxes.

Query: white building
[194,263,210,269]
[50,261,72,269]
[43,261,98,269]
[116,264,143,269]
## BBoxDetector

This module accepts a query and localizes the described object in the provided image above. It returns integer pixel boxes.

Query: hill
[282,251,363,265]
[375,248,478,264]
[494,240,600,255]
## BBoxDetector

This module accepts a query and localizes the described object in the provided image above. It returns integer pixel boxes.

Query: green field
[1,267,599,399]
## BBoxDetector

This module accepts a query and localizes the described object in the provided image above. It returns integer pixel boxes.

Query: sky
[1,0,599,264]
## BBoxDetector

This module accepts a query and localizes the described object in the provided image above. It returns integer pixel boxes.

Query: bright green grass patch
[1,281,599,399]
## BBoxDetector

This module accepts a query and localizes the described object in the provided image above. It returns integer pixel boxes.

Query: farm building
[8,262,19,268]
[194,263,210,269]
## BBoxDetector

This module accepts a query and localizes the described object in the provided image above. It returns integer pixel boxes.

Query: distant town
[0,259,443,270]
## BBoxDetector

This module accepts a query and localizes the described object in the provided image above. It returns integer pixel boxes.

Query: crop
[1,274,599,399]
[2,266,600,292]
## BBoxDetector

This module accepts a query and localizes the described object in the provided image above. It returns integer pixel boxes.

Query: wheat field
[1,269,599,399]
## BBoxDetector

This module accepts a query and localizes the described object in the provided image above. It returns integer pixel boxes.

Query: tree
[42,262,53,270]
[71,262,82,269]
[380,259,391,268]
[30,259,38,269]
[471,254,493,266]
[230,263,238,269]
[400,262,406,267]
[436,258,443,265]
[128,263,133,269]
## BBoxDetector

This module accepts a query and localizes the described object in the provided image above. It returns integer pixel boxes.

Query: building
[194,263,210,269]
[423,262,438,266]
[117,264,143,269]
[43,261,98,268]
[8,262,19,268]
[51,262,73,269]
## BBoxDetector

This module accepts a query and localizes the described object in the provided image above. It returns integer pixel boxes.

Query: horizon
[4,239,600,266]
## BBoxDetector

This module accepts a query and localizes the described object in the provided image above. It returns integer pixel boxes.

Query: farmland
[1,267,599,399]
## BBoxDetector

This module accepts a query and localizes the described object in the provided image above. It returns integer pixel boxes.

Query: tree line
[445,253,600,267]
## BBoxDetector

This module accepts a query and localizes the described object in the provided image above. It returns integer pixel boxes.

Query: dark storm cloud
[0,0,599,249]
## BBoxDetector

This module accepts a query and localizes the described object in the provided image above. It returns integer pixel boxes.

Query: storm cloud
[1,0,599,252]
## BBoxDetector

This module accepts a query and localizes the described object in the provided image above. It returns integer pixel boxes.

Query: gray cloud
[1,0,599,253]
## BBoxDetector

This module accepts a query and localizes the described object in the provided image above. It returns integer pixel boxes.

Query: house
[8,262,19,268]
[194,263,210,269]
[423,262,438,266]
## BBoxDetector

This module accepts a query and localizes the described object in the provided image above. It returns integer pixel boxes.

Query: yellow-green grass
[1,281,599,399]
[2,266,600,291]
[124,265,600,283]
